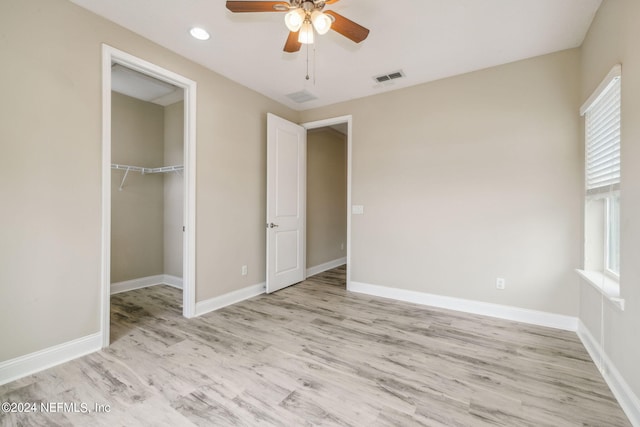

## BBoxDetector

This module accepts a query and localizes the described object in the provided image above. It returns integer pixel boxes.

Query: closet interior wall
[111,91,184,285]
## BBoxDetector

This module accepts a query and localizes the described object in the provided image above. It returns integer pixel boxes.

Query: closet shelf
[112,163,183,191]
[112,163,184,174]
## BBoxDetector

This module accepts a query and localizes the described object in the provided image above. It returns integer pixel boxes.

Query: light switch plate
[352,205,364,215]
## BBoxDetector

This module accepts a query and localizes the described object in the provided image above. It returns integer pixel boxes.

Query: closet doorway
[101,45,197,348]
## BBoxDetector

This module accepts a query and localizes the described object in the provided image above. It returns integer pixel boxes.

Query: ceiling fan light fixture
[298,20,314,44]
[284,9,305,32]
[311,11,331,35]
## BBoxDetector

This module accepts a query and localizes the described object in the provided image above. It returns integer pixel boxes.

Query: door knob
[268,222,279,228]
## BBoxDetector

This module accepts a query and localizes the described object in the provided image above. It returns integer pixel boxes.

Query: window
[581,65,621,284]
[606,193,620,275]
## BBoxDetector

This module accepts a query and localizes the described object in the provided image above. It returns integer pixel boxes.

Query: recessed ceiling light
[190,27,210,41]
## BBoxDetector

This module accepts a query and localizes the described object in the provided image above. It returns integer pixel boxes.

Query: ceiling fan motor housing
[288,1,327,11]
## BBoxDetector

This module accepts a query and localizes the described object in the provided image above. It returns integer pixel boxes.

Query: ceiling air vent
[373,70,406,84]
[286,90,318,103]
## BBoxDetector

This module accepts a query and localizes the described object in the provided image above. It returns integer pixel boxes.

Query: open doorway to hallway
[306,124,348,286]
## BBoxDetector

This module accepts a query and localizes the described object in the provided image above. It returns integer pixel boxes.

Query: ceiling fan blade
[324,10,369,43]
[324,0,340,4]
[284,31,302,52]
[226,1,289,13]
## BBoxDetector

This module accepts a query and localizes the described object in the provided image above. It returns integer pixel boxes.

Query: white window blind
[583,75,621,195]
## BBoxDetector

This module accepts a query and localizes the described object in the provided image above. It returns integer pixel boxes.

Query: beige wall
[0,0,297,361]
[164,101,184,278]
[580,0,640,398]
[307,128,347,268]
[111,92,165,282]
[301,49,583,316]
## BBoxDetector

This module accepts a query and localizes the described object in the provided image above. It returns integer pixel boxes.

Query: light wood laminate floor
[0,266,630,426]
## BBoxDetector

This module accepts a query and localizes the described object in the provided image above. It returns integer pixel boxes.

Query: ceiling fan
[226,0,370,53]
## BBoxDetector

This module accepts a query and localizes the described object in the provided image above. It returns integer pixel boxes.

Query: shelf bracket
[118,167,130,191]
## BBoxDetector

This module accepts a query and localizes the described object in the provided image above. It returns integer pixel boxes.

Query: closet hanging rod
[111,164,184,191]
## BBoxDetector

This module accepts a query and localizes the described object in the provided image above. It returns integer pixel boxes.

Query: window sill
[575,269,625,311]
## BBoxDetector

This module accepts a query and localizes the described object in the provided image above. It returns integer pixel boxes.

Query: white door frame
[302,115,352,288]
[101,44,197,348]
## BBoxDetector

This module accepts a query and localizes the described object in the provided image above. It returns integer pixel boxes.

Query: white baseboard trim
[111,274,183,294]
[577,321,640,426]
[306,257,347,277]
[0,332,102,386]
[162,275,183,290]
[348,281,578,331]
[195,282,266,317]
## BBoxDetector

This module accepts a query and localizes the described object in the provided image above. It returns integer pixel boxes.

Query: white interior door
[266,113,306,293]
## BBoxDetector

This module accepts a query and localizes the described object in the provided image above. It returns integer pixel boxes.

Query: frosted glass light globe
[284,10,305,32]
[311,11,331,35]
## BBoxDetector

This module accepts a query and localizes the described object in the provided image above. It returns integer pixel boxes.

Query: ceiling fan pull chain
[305,42,310,80]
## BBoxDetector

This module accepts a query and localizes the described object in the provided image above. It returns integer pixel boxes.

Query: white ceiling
[70,0,601,111]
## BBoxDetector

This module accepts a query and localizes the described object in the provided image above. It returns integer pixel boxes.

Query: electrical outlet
[241,265,248,276]
[496,277,505,290]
